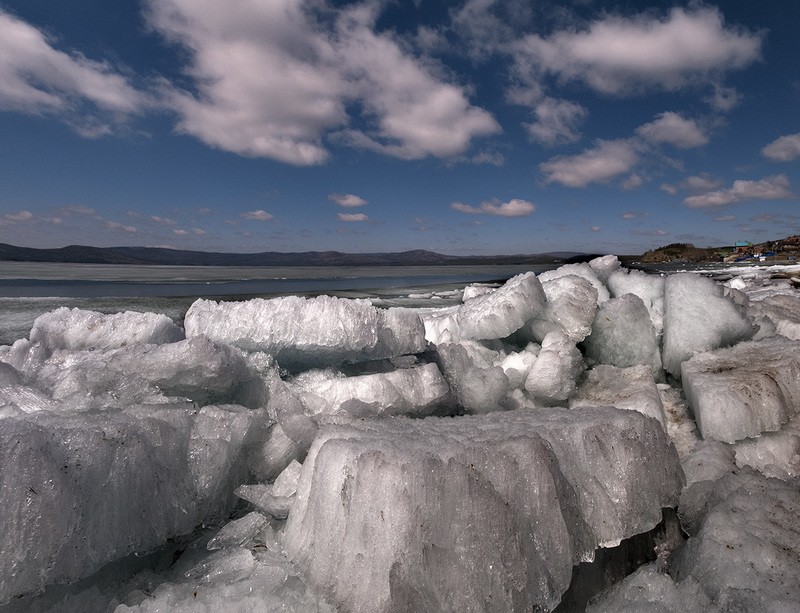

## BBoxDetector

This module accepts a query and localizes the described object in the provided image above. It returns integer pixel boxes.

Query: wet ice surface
[2,260,800,611]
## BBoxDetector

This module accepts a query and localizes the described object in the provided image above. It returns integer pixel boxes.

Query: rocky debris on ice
[662,273,756,378]
[571,364,666,429]
[29,307,183,351]
[284,407,682,613]
[681,336,800,443]
[184,296,426,370]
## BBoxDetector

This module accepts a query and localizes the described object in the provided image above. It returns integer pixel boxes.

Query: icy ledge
[283,406,683,613]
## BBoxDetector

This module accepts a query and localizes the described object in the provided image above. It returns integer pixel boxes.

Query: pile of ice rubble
[1,259,800,612]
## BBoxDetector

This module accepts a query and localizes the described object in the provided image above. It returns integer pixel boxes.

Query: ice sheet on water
[584,293,662,377]
[184,296,426,370]
[284,407,682,613]
[571,365,666,429]
[681,336,800,443]
[662,273,756,377]
[286,362,450,418]
[29,307,183,351]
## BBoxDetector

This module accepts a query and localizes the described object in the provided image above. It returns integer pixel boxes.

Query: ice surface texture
[681,337,800,443]
[185,296,426,370]
[284,407,682,613]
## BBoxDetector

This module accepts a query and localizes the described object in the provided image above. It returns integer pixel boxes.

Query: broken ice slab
[422,272,546,344]
[672,469,800,611]
[606,267,665,334]
[527,274,598,343]
[287,362,451,418]
[184,296,426,370]
[28,307,184,351]
[524,331,585,404]
[434,340,512,413]
[538,262,610,304]
[583,293,662,377]
[750,292,800,340]
[284,407,683,613]
[234,484,294,520]
[681,336,800,443]
[570,364,666,429]
[206,511,269,551]
[662,273,756,378]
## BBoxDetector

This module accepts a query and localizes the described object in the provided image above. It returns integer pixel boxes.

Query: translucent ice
[284,407,682,613]
[538,263,610,304]
[435,341,511,413]
[184,296,426,370]
[570,365,666,429]
[662,273,755,377]
[607,268,665,334]
[206,511,269,551]
[731,412,800,480]
[234,484,294,519]
[29,307,183,351]
[584,293,662,376]
[524,331,585,404]
[528,275,598,342]
[287,362,450,418]
[422,272,546,343]
[681,337,800,443]
[750,293,800,340]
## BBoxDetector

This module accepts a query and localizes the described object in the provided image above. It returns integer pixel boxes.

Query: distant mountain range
[0,243,598,267]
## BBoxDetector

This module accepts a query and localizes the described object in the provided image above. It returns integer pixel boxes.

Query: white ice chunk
[681,337,800,443]
[247,422,302,483]
[586,562,714,613]
[284,407,682,613]
[435,341,510,413]
[524,331,585,404]
[732,412,800,480]
[538,263,610,304]
[751,293,800,340]
[461,282,496,301]
[185,296,425,370]
[207,511,269,551]
[287,362,450,418]
[0,404,247,604]
[588,254,622,284]
[499,344,539,388]
[422,272,546,343]
[680,440,736,487]
[0,362,56,412]
[584,293,662,376]
[29,307,183,351]
[273,459,303,497]
[234,484,294,520]
[673,470,800,611]
[570,365,666,429]
[607,268,665,333]
[528,275,598,342]
[662,273,755,377]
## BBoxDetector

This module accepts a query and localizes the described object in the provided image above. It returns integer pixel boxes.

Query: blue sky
[0,1,798,255]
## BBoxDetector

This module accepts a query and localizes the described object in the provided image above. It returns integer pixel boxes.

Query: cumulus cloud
[681,174,722,191]
[524,97,587,145]
[241,210,274,221]
[621,174,645,190]
[145,0,498,165]
[636,112,708,148]
[3,210,33,222]
[106,221,137,233]
[762,133,800,161]
[513,6,761,95]
[0,9,147,133]
[450,198,535,217]
[660,183,678,195]
[539,139,638,187]
[684,175,793,208]
[337,212,368,222]
[329,193,367,208]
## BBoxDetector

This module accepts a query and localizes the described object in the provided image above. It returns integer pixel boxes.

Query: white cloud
[681,174,722,191]
[636,112,708,148]
[329,193,367,208]
[660,183,678,195]
[539,139,638,187]
[3,210,33,222]
[524,97,587,145]
[591,225,602,232]
[684,175,794,208]
[241,210,274,221]
[173,229,188,236]
[0,9,147,133]
[715,215,737,221]
[762,133,800,161]
[146,0,498,165]
[192,228,206,235]
[513,7,761,95]
[470,150,505,166]
[706,84,741,111]
[106,221,137,233]
[151,215,177,225]
[621,174,645,190]
[337,212,368,222]
[450,198,535,217]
